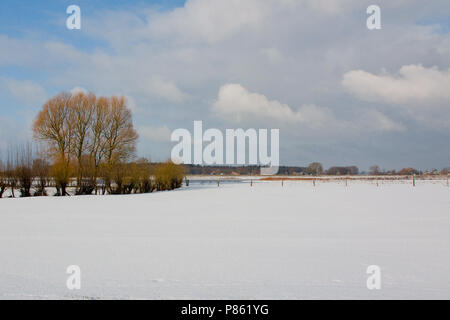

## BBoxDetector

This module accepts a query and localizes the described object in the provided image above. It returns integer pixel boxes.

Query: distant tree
[326,167,340,175]
[348,166,359,175]
[369,165,381,175]
[326,166,359,175]
[306,162,323,176]
[398,167,420,175]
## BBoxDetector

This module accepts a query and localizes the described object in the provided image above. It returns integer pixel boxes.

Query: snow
[0,180,449,299]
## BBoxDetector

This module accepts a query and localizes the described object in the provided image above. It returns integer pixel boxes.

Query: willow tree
[102,96,138,194]
[70,92,96,194]
[33,93,73,195]
[88,96,108,194]
[33,92,138,196]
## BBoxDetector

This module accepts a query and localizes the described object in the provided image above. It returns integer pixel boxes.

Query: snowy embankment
[0,180,449,299]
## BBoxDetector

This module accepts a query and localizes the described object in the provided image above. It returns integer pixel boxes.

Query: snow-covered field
[0,180,449,299]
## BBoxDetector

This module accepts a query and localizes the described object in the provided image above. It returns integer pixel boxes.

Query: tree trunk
[62,184,69,196]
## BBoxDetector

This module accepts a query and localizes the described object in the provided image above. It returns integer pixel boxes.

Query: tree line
[0,92,184,198]
[183,163,449,176]
[303,163,449,176]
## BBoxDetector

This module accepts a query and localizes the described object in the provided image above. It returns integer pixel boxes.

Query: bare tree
[89,96,109,194]
[16,142,34,197]
[6,146,18,198]
[33,92,138,196]
[103,96,138,193]
[370,165,381,175]
[33,93,73,196]
[33,157,50,196]
[306,162,323,176]
[70,92,96,194]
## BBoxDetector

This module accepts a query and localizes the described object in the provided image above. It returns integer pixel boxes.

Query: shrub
[33,158,50,196]
[51,154,74,196]
[135,158,155,194]
[155,161,184,191]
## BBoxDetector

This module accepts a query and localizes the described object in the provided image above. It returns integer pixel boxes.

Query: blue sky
[1,0,449,171]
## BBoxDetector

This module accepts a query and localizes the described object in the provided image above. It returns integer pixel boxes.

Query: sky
[0,0,449,171]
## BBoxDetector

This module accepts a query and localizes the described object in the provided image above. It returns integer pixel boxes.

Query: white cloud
[342,65,450,106]
[145,78,187,103]
[212,83,322,125]
[212,83,403,134]
[358,110,405,132]
[138,125,172,142]
[1,78,47,106]
[150,0,274,43]
[148,0,359,44]
[305,0,358,15]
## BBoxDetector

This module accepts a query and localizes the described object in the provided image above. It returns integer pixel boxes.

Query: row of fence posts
[185,174,450,188]
[246,175,449,187]
[249,177,336,187]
